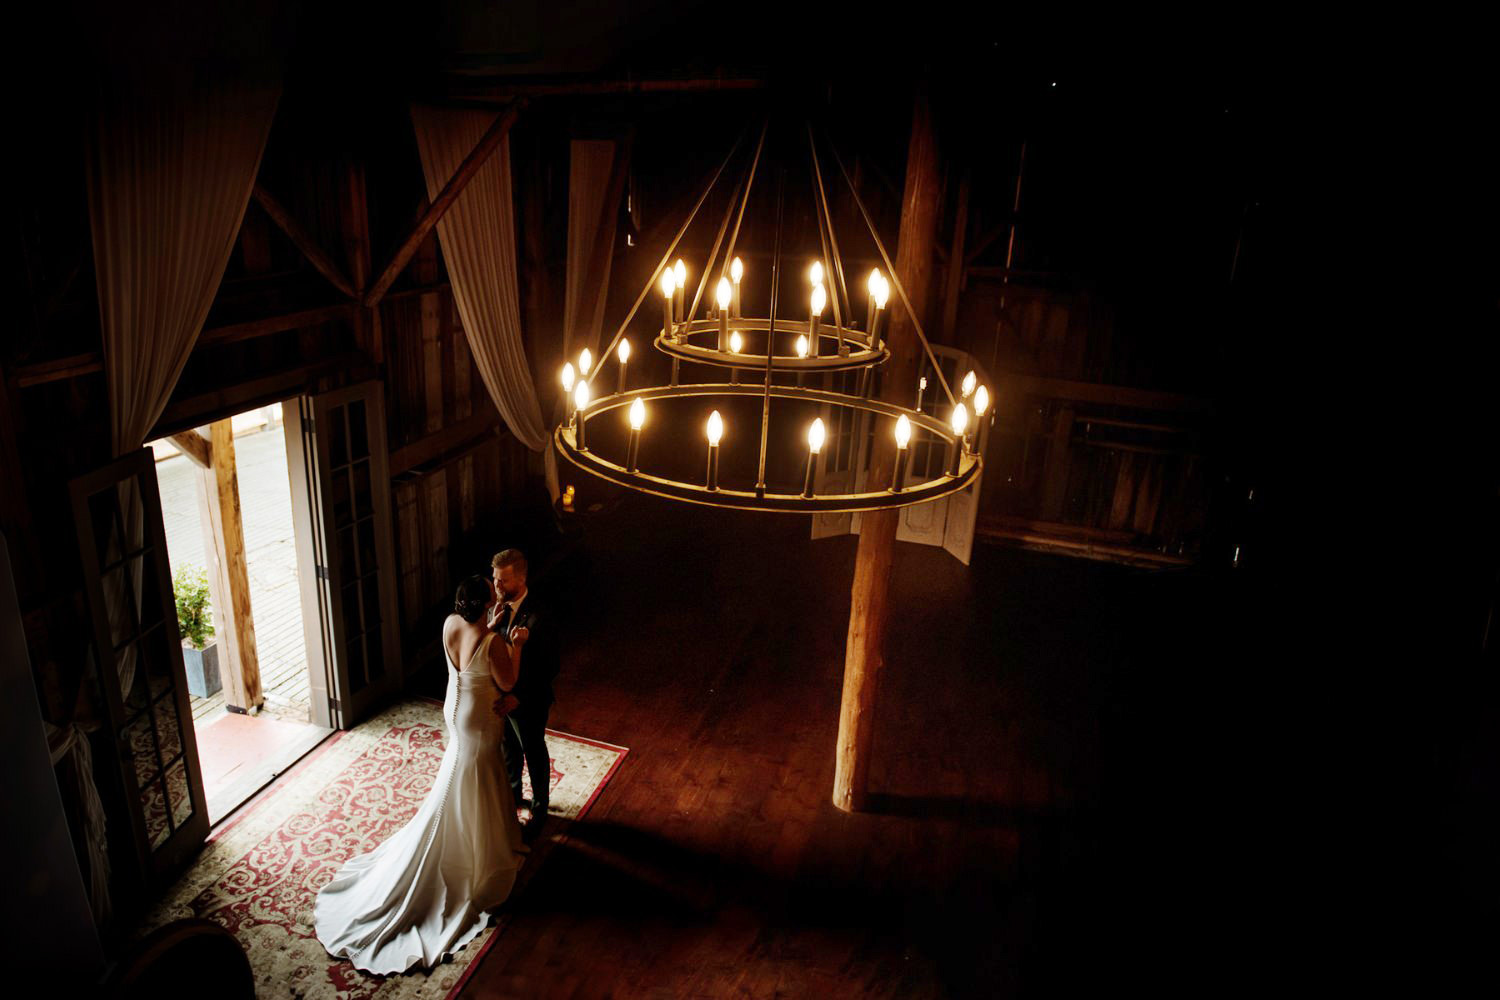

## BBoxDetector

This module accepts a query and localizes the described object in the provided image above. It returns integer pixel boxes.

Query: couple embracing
[313,548,560,975]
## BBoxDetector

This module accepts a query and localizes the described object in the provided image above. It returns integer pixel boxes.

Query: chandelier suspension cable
[808,124,854,334]
[717,119,769,286]
[595,126,750,377]
[755,167,787,495]
[686,166,747,326]
[827,134,958,409]
[808,149,844,351]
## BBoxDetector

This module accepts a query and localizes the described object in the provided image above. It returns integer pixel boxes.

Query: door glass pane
[89,490,122,566]
[142,778,170,849]
[329,404,348,468]
[332,467,352,528]
[366,631,384,681]
[102,566,137,649]
[341,582,363,640]
[361,577,381,633]
[118,478,145,553]
[339,526,358,580]
[153,694,183,765]
[357,519,377,581]
[348,400,369,460]
[134,549,164,629]
[123,712,159,789]
[122,643,150,715]
[346,635,367,693]
[352,460,372,518]
[166,759,192,830]
[141,624,174,701]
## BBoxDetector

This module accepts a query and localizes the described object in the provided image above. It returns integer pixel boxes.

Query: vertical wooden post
[833,94,943,813]
[195,419,262,713]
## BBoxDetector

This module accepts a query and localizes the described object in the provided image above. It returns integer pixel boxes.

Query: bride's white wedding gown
[315,631,526,974]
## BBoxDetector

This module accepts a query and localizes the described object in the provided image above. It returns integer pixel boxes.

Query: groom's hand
[493,693,520,718]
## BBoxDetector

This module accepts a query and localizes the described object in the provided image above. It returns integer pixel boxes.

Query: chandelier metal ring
[555,382,981,514]
[654,318,889,372]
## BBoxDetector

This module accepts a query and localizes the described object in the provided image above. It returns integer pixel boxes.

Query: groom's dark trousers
[493,599,559,810]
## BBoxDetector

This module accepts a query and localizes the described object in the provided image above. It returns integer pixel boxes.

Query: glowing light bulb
[618,338,631,364]
[920,376,928,391]
[580,349,593,377]
[868,268,882,297]
[706,410,723,446]
[807,417,826,454]
[951,402,969,436]
[974,385,990,415]
[629,397,645,430]
[717,277,732,311]
[673,259,686,288]
[729,331,743,353]
[561,362,575,392]
[894,414,912,449]
[730,257,744,282]
[810,284,826,316]
[961,370,976,398]
[874,274,889,309]
[795,335,809,358]
[809,260,824,286]
[574,380,590,411]
[660,269,676,298]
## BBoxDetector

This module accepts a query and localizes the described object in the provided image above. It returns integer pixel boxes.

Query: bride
[315,574,529,974]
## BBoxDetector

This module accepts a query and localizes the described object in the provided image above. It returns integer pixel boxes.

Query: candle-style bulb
[673,259,686,288]
[660,269,676,298]
[795,335,809,358]
[580,349,594,377]
[809,260,824,286]
[618,339,631,364]
[706,410,723,446]
[961,370,976,398]
[574,380,590,411]
[894,414,912,449]
[920,375,928,391]
[868,268,882,297]
[717,277,732,311]
[629,397,645,430]
[810,284,826,316]
[560,362,575,392]
[807,417,826,454]
[974,384,990,416]
[730,257,744,282]
[951,402,969,436]
[729,331,743,353]
[874,274,889,309]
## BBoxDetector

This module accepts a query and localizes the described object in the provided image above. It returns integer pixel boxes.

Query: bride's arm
[487,631,521,693]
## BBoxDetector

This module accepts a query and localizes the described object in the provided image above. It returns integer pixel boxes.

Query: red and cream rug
[138,699,627,999]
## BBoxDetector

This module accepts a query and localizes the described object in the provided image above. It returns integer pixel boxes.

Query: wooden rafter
[363,99,528,309]
[169,430,212,469]
[251,185,359,299]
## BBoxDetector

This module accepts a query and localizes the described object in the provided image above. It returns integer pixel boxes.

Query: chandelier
[552,123,993,514]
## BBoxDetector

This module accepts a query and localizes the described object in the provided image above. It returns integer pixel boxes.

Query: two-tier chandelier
[552,122,993,514]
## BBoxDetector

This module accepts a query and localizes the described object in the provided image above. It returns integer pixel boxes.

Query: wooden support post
[940,168,970,343]
[169,430,212,469]
[194,419,262,713]
[833,94,942,813]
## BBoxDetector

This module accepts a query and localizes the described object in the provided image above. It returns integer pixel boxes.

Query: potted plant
[174,565,221,697]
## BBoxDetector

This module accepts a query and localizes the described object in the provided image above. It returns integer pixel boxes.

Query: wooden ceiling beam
[169,430,212,469]
[251,185,359,300]
[363,99,528,309]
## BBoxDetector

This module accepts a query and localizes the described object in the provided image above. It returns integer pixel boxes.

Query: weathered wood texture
[835,94,941,813]
[194,420,262,712]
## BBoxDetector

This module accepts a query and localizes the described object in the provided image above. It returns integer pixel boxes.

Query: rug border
[443,736,630,999]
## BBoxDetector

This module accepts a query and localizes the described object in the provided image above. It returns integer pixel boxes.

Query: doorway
[149,403,332,824]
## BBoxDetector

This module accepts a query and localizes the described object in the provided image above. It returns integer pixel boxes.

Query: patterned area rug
[138,699,627,999]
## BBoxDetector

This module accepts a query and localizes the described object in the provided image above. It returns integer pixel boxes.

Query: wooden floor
[423,488,1261,997]
[155,424,312,725]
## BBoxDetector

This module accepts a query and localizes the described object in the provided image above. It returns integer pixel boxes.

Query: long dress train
[314,631,526,974]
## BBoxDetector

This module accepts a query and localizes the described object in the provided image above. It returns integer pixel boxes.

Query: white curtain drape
[410,106,550,454]
[86,81,279,457]
[46,721,111,926]
[563,139,625,373]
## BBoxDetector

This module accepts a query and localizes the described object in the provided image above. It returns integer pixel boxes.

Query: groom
[489,548,559,838]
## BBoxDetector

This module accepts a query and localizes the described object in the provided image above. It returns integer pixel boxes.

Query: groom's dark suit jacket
[491,593,560,712]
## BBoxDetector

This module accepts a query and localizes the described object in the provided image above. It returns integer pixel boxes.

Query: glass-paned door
[71,449,208,882]
[285,383,401,729]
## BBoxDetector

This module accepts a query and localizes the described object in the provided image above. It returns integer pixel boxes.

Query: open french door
[71,449,209,882]
[284,382,401,730]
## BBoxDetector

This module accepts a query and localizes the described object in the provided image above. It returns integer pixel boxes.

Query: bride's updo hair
[453,575,491,623]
